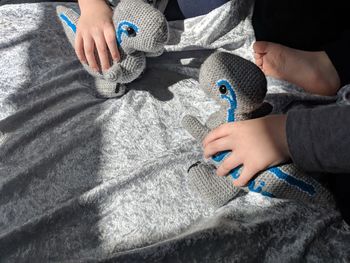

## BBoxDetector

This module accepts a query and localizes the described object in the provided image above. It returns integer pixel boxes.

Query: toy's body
[56,0,168,98]
[182,52,334,207]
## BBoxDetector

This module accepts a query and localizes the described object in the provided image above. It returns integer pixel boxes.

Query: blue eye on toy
[120,22,138,37]
[219,84,228,95]
[216,80,232,98]
[117,21,139,44]
[125,25,137,37]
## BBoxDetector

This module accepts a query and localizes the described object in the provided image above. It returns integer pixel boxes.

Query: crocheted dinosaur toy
[56,1,169,98]
[182,52,334,208]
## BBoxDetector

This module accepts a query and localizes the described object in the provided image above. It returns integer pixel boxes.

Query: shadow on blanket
[0,3,116,260]
[1,1,350,262]
[0,2,214,260]
[131,50,215,101]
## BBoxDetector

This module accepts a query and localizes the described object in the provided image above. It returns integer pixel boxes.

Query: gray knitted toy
[56,1,169,98]
[182,52,334,208]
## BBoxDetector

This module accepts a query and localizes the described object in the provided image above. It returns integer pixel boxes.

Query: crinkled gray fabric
[0,1,349,262]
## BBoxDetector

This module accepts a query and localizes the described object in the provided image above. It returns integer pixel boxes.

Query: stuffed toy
[182,52,334,207]
[56,0,169,98]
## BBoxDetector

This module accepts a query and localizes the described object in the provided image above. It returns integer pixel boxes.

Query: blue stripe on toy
[212,150,230,162]
[248,180,264,192]
[268,167,316,196]
[216,79,237,123]
[212,151,241,179]
[261,191,275,197]
[248,180,274,197]
[211,79,240,181]
[59,13,76,33]
[229,166,241,179]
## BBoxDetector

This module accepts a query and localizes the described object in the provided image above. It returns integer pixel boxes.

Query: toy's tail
[56,5,79,48]
[246,164,335,206]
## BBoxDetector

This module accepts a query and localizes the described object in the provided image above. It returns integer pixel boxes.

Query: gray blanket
[0,1,349,262]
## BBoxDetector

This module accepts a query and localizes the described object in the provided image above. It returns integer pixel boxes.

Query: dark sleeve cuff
[286,105,350,173]
[286,108,322,172]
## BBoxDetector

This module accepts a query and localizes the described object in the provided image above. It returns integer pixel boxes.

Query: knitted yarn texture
[57,0,169,98]
[182,52,334,208]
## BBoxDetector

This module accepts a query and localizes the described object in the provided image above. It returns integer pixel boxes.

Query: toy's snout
[142,18,169,53]
[115,18,168,53]
[114,0,169,54]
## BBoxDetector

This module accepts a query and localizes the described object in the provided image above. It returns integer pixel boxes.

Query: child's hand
[76,0,120,72]
[202,115,291,187]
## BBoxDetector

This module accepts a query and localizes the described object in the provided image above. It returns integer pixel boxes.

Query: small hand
[202,115,291,187]
[75,0,120,72]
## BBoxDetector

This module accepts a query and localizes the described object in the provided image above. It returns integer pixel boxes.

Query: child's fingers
[75,34,87,63]
[95,33,110,71]
[254,52,263,68]
[83,35,99,72]
[232,164,257,187]
[104,25,120,62]
[203,136,233,159]
[203,123,232,147]
[216,154,242,177]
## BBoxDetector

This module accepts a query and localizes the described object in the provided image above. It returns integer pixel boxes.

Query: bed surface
[0,1,349,262]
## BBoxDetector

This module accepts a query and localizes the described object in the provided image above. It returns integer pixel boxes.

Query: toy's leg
[93,79,126,98]
[113,52,146,83]
[188,162,241,207]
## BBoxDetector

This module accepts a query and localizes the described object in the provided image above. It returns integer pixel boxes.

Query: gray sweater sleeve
[286,104,350,173]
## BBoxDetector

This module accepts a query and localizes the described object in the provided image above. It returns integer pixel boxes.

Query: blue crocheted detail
[210,79,239,179]
[212,151,241,179]
[212,150,230,162]
[248,180,274,197]
[268,167,316,196]
[59,13,76,33]
[246,167,316,197]
[208,77,316,198]
[229,166,241,179]
[116,21,139,45]
[216,79,237,122]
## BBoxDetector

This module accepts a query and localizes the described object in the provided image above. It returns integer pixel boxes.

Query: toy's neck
[221,96,236,122]
[217,80,237,123]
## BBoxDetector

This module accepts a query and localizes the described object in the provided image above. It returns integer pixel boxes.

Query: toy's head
[113,0,169,55]
[199,52,267,123]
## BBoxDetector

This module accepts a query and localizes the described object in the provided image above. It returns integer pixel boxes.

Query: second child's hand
[202,115,291,186]
[76,0,120,72]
